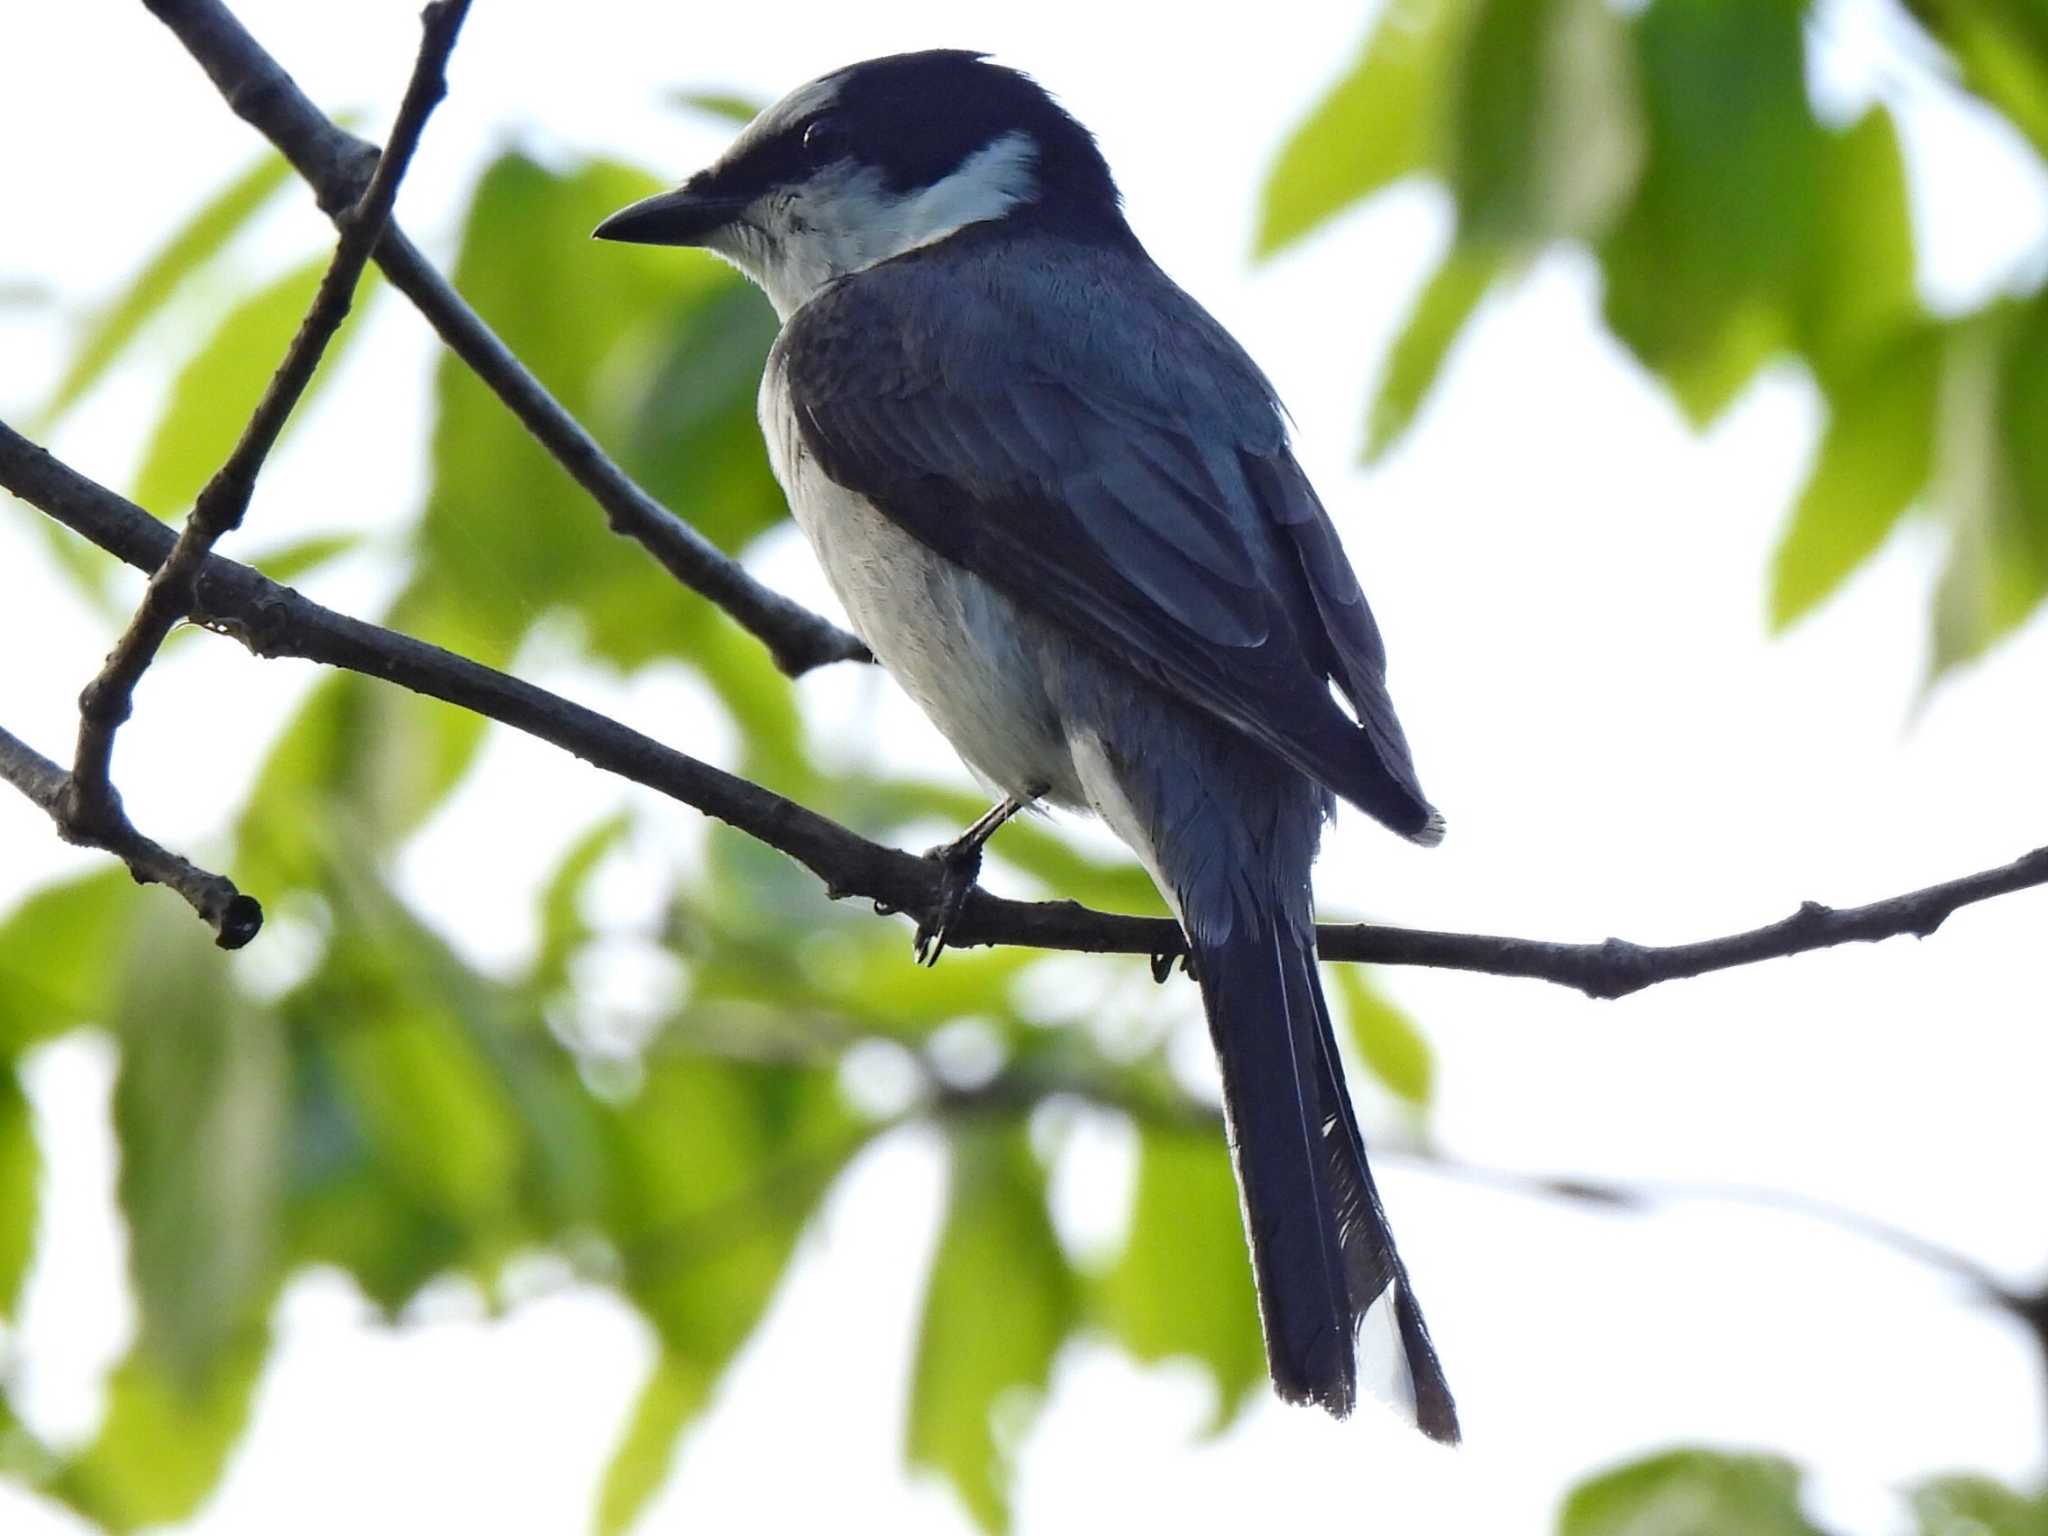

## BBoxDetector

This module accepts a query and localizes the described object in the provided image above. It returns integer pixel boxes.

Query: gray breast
[759,355,1084,805]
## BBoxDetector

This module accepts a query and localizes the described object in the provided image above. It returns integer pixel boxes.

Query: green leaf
[416,153,785,673]
[1598,0,1826,424]
[1367,243,1503,460]
[243,530,364,586]
[235,664,490,891]
[1996,285,2048,582]
[0,1065,39,1320]
[1769,326,1941,630]
[1930,305,2048,680]
[533,812,634,995]
[595,1353,710,1536]
[1911,1473,2048,1536]
[1098,1124,1263,1428]
[602,1052,858,1399]
[909,1124,1076,1533]
[1453,0,1641,245]
[278,1024,464,1315]
[1905,0,2048,162]
[298,893,525,1230]
[131,256,381,516]
[668,90,763,125]
[1256,0,1477,257]
[50,1330,271,1533]
[111,908,286,1387]
[0,866,141,1052]
[1334,966,1434,1107]
[1559,1448,1827,1536]
[40,149,295,425]
[1799,106,1920,390]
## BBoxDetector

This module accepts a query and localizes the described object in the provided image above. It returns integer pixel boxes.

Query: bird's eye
[801,118,848,162]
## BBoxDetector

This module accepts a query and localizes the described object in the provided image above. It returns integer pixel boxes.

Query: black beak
[592,180,750,247]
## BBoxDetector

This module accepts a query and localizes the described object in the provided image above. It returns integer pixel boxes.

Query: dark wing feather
[777,235,1437,837]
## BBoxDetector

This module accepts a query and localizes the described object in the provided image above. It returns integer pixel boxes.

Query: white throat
[711,131,1040,320]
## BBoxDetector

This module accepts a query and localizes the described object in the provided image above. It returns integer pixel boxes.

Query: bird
[595,49,1457,1439]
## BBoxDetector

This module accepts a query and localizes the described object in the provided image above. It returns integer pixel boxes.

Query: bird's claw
[913,835,984,966]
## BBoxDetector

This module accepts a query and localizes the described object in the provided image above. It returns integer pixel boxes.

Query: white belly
[761,366,1081,804]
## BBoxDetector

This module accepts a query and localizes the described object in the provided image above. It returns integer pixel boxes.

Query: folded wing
[775,234,1438,840]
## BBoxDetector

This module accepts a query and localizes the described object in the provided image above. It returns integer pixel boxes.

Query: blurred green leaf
[1769,326,1941,631]
[1997,286,2048,580]
[603,1052,859,1408]
[1367,243,1502,461]
[278,1016,465,1314]
[689,614,809,792]
[1559,1448,1826,1536]
[1098,1123,1263,1429]
[1452,0,1557,243]
[595,1353,705,1536]
[0,866,140,1051]
[131,256,380,516]
[533,812,634,996]
[1906,0,2048,161]
[235,665,490,891]
[909,1123,1076,1533]
[1912,1473,2048,1536]
[1800,107,1918,390]
[0,1066,38,1320]
[1599,0,1825,424]
[111,908,286,1387]
[51,1330,270,1533]
[40,149,294,425]
[417,152,784,673]
[668,90,762,126]
[1334,966,1434,1107]
[1930,305,2048,680]
[243,530,364,586]
[1257,0,1475,257]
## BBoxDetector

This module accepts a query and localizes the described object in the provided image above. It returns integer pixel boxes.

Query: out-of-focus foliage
[0,137,1434,1536]
[1559,1450,2048,1536]
[1262,0,2048,685]
[1559,1449,1829,1536]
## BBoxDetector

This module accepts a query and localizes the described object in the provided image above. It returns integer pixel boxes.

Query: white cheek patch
[875,130,1040,259]
[728,132,1042,320]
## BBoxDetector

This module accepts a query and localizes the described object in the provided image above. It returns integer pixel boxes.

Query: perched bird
[596,49,1456,1438]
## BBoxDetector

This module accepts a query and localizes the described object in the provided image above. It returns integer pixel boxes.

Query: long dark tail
[1193,923,1460,1441]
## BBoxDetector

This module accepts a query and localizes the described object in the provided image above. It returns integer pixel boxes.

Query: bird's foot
[913,830,985,966]
[910,788,1042,966]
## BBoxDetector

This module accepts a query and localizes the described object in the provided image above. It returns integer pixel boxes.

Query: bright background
[3,1,2046,1531]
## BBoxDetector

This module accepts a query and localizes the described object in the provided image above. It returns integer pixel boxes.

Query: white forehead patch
[714,130,1041,320]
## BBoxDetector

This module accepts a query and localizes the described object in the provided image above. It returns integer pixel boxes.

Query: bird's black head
[595,51,1130,317]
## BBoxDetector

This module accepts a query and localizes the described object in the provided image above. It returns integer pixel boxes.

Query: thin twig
[0,723,261,946]
[7,424,2044,990]
[137,0,869,678]
[70,0,467,802]
[29,0,468,946]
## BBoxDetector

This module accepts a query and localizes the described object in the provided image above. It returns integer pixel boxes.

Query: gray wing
[776,232,1438,839]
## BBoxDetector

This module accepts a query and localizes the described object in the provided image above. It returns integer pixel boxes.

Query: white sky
[3,2,2048,1533]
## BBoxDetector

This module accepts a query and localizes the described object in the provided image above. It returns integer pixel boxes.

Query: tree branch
[137,0,869,678]
[12,3,467,948]
[68,0,466,811]
[6,425,2044,991]
[0,723,261,947]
